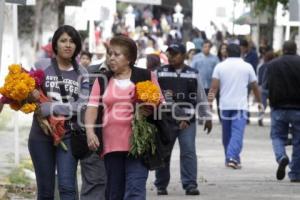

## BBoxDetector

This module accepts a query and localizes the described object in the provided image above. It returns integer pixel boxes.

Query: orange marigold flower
[136,81,160,105]
[10,102,22,111]
[10,83,30,101]
[20,103,37,113]
[8,64,22,74]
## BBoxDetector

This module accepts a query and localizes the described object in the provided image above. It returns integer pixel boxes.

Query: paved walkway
[146,123,299,200]
[1,108,300,199]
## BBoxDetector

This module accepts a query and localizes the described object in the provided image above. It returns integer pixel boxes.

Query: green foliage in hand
[129,116,157,158]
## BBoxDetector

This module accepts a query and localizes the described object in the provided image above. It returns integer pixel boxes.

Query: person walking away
[240,39,259,124]
[257,50,275,126]
[208,43,262,169]
[263,40,300,182]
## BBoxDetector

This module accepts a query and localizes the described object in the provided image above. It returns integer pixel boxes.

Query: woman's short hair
[110,35,137,67]
[52,25,82,59]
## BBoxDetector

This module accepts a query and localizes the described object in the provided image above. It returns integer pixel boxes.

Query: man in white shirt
[208,43,262,169]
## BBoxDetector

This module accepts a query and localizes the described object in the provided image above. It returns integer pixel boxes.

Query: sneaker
[276,156,289,180]
[157,189,168,195]
[226,159,242,169]
[185,188,200,195]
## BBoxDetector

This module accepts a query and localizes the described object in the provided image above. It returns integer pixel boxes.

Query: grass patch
[7,158,34,186]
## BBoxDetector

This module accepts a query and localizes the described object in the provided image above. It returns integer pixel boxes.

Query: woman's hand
[179,120,189,130]
[87,131,100,151]
[28,89,40,103]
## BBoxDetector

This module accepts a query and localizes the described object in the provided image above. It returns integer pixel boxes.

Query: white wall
[192,0,250,38]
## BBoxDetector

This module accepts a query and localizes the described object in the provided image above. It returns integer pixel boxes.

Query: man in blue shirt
[191,40,219,95]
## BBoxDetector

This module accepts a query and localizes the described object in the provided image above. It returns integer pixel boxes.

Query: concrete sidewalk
[0,114,299,199]
[146,123,299,200]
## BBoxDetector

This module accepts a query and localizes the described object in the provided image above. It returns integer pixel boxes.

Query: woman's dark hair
[146,54,161,71]
[110,35,137,67]
[52,25,82,71]
[227,43,241,57]
[217,43,228,61]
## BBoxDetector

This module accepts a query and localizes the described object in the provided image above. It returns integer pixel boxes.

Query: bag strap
[51,58,69,103]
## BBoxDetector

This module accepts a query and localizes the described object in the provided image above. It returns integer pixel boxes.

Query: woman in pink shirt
[85,35,162,200]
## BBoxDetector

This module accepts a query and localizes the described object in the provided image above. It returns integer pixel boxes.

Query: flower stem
[60,141,68,151]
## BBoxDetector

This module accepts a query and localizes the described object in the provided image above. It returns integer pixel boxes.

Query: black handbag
[142,110,177,170]
[52,58,91,159]
[68,117,91,159]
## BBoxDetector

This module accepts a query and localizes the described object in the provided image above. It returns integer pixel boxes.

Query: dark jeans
[28,138,77,200]
[104,152,148,200]
[270,109,300,180]
[155,122,198,190]
[80,152,106,200]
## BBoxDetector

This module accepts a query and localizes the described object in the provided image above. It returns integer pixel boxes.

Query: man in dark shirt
[240,39,259,124]
[264,40,300,182]
[154,43,212,196]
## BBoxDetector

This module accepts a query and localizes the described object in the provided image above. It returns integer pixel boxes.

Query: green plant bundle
[129,116,157,158]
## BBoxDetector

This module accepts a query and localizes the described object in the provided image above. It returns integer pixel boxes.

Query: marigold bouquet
[0,64,44,113]
[0,64,67,150]
[129,80,160,157]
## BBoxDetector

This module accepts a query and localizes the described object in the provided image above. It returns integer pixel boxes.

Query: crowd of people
[1,8,299,198]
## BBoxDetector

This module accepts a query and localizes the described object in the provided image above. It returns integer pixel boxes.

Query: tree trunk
[58,0,65,26]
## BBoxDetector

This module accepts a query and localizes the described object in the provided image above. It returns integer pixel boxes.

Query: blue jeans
[270,109,300,180]
[104,152,148,200]
[155,122,197,190]
[28,137,78,200]
[221,110,247,164]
